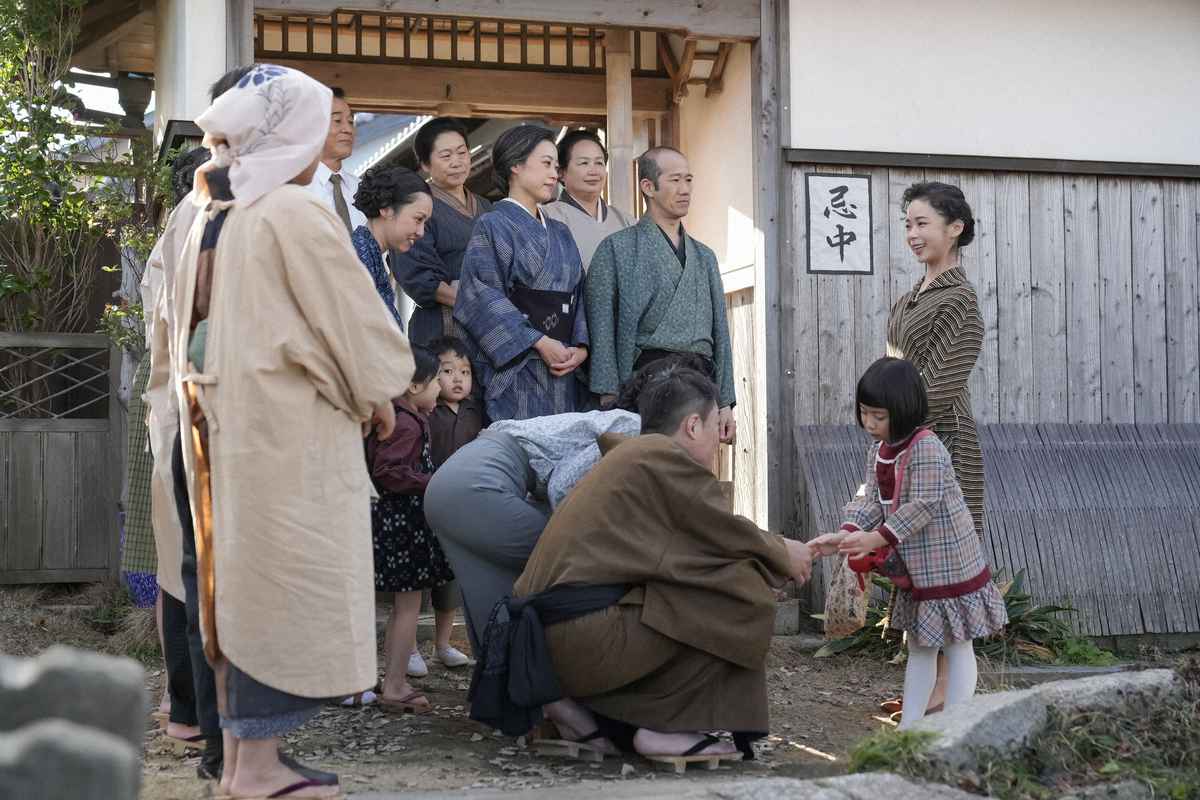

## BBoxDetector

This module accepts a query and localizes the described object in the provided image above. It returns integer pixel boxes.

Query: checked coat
[840,430,1006,647]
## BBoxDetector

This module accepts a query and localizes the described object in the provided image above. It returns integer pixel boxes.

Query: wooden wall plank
[1064,176,1102,423]
[960,172,1000,424]
[814,164,858,425]
[41,432,77,569]
[887,169,926,308]
[1164,180,1200,422]
[815,271,854,424]
[853,166,891,382]
[1028,174,1069,421]
[728,288,757,520]
[1132,180,1169,422]
[0,434,8,575]
[5,433,44,571]
[1098,178,1135,423]
[791,165,820,428]
[75,432,111,569]
[995,173,1034,421]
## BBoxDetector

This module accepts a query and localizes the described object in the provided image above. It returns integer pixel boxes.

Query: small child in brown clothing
[427,337,485,468]
[402,337,482,678]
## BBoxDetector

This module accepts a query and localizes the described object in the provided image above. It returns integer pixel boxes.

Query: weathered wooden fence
[796,423,1200,637]
[0,333,123,584]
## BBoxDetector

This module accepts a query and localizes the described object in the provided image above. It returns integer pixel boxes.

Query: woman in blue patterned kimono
[454,125,589,421]
[351,165,433,328]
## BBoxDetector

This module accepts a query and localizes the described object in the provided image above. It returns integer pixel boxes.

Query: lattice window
[254,13,669,77]
[0,335,113,420]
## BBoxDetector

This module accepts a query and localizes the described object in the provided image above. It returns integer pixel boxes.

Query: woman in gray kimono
[392,118,493,346]
[541,129,632,270]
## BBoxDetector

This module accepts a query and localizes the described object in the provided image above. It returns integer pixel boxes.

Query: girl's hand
[808,532,846,557]
[838,529,889,558]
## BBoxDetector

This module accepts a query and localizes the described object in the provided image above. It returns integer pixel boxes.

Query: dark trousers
[162,590,197,726]
[172,431,220,737]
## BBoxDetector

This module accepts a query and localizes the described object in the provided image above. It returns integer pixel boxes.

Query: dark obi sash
[468,583,629,736]
[510,283,578,343]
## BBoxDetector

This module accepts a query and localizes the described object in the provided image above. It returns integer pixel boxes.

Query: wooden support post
[227,0,255,68]
[605,28,636,219]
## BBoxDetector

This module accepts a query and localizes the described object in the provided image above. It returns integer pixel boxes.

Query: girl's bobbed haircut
[902,181,975,249]
[353,166,431,218]
[409,344,440,386]
[491,124,555,196]
[855,357,928,442]
[637,367,718,436]
[413,117,470,167]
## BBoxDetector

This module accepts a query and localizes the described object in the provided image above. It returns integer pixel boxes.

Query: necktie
[329,173,353,233]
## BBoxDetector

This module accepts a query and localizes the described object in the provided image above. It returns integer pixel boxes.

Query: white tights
[898,639,977,730]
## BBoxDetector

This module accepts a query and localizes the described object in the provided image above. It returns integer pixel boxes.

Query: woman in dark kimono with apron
[391,118,493,347]
[453,125,589,422]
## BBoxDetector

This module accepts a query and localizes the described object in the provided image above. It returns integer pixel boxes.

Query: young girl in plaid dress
[810,357,1007,729]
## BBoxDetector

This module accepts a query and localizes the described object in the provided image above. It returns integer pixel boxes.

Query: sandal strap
[576,729,606,744]
[681,734,721,758]
[268,778,321,798]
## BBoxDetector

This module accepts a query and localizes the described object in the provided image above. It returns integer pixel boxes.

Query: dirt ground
[1,585,905,798]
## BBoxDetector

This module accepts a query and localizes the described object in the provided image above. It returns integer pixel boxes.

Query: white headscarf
[193,64,331,208]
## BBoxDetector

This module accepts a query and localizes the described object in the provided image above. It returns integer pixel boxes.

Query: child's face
[437,354,472,402]
[409,378,442,415]
[858,404,891,442]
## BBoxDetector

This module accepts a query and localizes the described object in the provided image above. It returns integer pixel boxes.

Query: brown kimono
[514,433,792,733]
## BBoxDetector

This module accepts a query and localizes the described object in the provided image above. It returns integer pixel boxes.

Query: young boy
[427,337,485,469]
[406,337,482,677]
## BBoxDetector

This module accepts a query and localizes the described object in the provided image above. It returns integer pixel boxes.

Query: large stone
[0,645,145,749]
[913,668,1181,771]
[0,719,140,800]
[357,774,978,800]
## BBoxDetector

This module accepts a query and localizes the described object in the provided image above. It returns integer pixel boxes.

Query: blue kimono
[453,200,588,421]
[351,225,405,330]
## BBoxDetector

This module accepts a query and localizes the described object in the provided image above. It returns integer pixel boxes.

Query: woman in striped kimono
[454,125,588,422]
[885,180,985,718]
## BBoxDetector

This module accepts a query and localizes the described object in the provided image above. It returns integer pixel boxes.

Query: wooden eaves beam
[256,0,761,41]
[272,58,672,116]
[705,42,732,97]
[72,0,153,67]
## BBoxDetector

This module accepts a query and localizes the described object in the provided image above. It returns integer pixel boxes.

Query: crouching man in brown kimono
[512,367,813,760]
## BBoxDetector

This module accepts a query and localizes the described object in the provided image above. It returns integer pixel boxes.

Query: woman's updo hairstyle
[353,165,431,218]
[413,117,470,168]
[901,181,975,249]
[490,124,555,196]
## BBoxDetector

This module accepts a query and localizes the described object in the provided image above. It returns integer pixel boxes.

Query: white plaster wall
[789,0,1200,165]
[680,42,757,283]
[154,0,228,143]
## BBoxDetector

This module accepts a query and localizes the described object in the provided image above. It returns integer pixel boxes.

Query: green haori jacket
[584,216,737,407]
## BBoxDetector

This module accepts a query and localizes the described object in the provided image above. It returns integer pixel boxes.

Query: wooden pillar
[227,0,255,69]
[605,28,635,218]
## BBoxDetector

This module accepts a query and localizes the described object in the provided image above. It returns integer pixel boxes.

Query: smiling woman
[350,165,434,330]
[542,129,633,270]
[452,124,590,422]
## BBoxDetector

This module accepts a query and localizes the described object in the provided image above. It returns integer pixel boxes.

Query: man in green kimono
[585,147,737,442]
